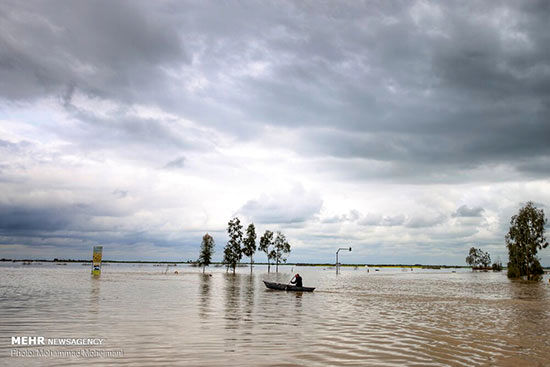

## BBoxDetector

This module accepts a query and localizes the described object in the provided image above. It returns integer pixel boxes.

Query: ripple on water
[0,265,549,366]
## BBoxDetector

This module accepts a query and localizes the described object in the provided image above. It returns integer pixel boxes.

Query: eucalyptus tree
[506,202,548,280]
[259,230,274,273]
[198,233,215,273]
[273,231,291,273]
[242,223,257,273]
[224,217,243,274]
[465,247,491,269]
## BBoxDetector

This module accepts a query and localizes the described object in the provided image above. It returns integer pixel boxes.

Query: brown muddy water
[1,263,549,366]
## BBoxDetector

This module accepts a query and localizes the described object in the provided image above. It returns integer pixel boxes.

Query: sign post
[92,246,103,276]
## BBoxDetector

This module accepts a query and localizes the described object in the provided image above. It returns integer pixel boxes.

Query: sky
[0,0,549,265]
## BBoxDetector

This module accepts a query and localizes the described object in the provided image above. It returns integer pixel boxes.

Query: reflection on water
[0,264,549,366]
[88,277,101,318]
[198,274,211,320]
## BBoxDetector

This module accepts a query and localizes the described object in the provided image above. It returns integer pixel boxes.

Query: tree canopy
[465,247,491,268]
[242,223,257,272]
[273,231,291,272]
[506,201,548,280]
[259,230,274,273]
[198,233,215,273]
[224,217,243,273]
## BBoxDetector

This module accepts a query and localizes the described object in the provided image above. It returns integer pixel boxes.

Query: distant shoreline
[0,258,484,268]
[4,258,549,270]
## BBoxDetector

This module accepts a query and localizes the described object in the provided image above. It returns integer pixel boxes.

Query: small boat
[263,281,315,292]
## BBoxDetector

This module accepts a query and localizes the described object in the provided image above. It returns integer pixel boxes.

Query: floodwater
[1,263,549,366]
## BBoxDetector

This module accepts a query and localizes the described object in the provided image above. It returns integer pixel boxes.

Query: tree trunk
[202,265,205,273]
[250,255,253,273]
[267,260,270,273]
[232,264,236,274]
[276,259,279,273]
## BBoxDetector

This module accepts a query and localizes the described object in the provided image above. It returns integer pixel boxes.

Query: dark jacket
[291,275,303,287]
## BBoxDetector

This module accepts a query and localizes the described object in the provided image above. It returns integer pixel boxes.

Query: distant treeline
[1,259,187,264]
[2,258,479,268]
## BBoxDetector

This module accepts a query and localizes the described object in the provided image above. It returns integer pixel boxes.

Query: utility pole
[336,246,352,274]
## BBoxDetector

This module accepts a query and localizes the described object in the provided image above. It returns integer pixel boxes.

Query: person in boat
[290,273,303,288]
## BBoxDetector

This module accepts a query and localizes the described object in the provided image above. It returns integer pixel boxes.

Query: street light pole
[336,246,352,274]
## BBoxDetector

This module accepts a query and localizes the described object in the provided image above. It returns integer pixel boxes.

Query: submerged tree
[506,202,548,280]
[224,217,243,273]
[273,231,291,273]
[259,230,274,273]
[222,245,232,273]
[198,233,215,273]
[242,223,257,273]
[465,247,491,269]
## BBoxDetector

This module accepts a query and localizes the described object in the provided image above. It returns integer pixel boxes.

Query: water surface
[1,263,549,366]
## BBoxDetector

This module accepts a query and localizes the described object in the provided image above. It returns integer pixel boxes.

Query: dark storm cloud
[0,205,74,232]
[232,1,550,179]
[0,202,128,233]
[516,157,550,176]
[0,0,185,102]
[0,200,215,260]
[1,0,549,180]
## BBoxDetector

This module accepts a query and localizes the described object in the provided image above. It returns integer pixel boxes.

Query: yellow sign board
[91,246,103,276]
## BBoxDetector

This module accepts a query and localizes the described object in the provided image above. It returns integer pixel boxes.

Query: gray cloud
[359,214,406,227]
[358,213,383,226]
[0,205,73,232]
[406,214,447,228]
[164,156,186,170]
[321,210,360,224]
[0,201,128,233]
[381,215,406,227]
[239,186,322,224]
[453,205,485,218]
[1,0,549,181]
[112,189,128,199]
[0,0,185,102]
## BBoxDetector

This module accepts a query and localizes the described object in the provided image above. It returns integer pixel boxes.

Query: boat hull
[263,281,315,292]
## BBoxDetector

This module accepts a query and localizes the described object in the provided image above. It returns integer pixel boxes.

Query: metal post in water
[336,246,352,274]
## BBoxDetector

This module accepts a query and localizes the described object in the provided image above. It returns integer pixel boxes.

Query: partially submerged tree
[273,231,291,273]
[224,217,243,273]
[222,245,232,273]
[465,247,491,269]
[242,223,257,273]
[198,233,215,273]
[506,202,548,280]
[259,230,274,273]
